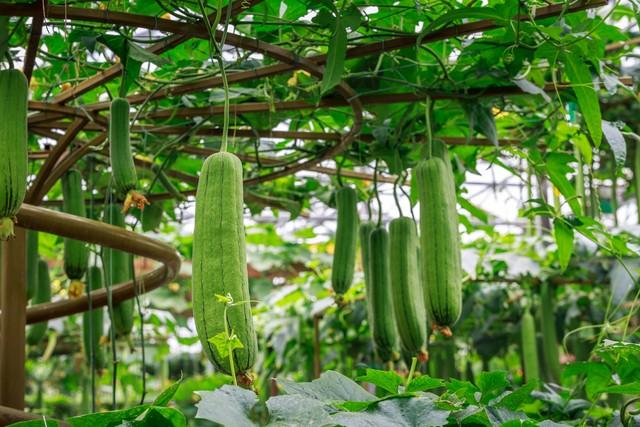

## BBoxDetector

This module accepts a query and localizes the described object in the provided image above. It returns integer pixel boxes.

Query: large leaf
[278,370,377,403]
[195,385,258,427]
[331,396,450,427]
[266,395,332,426]
[562,51,602,147]
[321,18,347,95]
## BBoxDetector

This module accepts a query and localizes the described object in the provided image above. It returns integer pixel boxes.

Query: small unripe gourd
[110,98,148,213]
[331,186,359,297]
[103,203,134,336]
[368,226,398,363]
[62,169,89,294]
[520,309,540,383]
[389,217,428,361]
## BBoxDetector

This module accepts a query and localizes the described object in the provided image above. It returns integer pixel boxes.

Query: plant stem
[406,357,418,386]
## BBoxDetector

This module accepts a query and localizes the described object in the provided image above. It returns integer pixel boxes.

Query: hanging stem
[398,171,416,223]
[423,97,433,160]
[198,0,232,152]
[393,175,403,217]
[373,159,382,227]
[336,156,346,187]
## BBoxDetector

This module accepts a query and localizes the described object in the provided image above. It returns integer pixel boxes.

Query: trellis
[0,0,623,422]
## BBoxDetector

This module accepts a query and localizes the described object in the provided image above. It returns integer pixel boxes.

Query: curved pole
[14,204,181,324]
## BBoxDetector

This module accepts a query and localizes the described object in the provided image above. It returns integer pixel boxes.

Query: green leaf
[419,7,505,40]
[128,41,171,66]
[553,218,574,271]
[602,120,627,168]
[136,407,188,427]
[208,332,244,359]
[266,395,332,425]
[356,368,402,394]
[562,51,602,146]
[278,370,376,403]
[195,385,258,427]
[601,381,640,395]
[459,197,489,223]
[496,381,537,410]
[562,361,611,401]
[463,102,498,146]
[331,396,450,427]
[67,405,149,426]
[477,371,510,404]
[573,132,592,165]
[153,377,183,406]
[342,4,362,30]
[545,153,583,216]
[321,18,347,95]
[406,375,445,393]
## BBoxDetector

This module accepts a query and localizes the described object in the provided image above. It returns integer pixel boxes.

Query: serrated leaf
[406,375,445,393]
[356,369,402,394]
[477,371,509,404]
[208,331,244,359]
[278,371,376,403]
[195,386,258,427]
[562,361,611,401]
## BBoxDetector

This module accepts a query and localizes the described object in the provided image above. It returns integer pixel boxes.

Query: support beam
[143,80,628,120]
[0,228,26,409]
